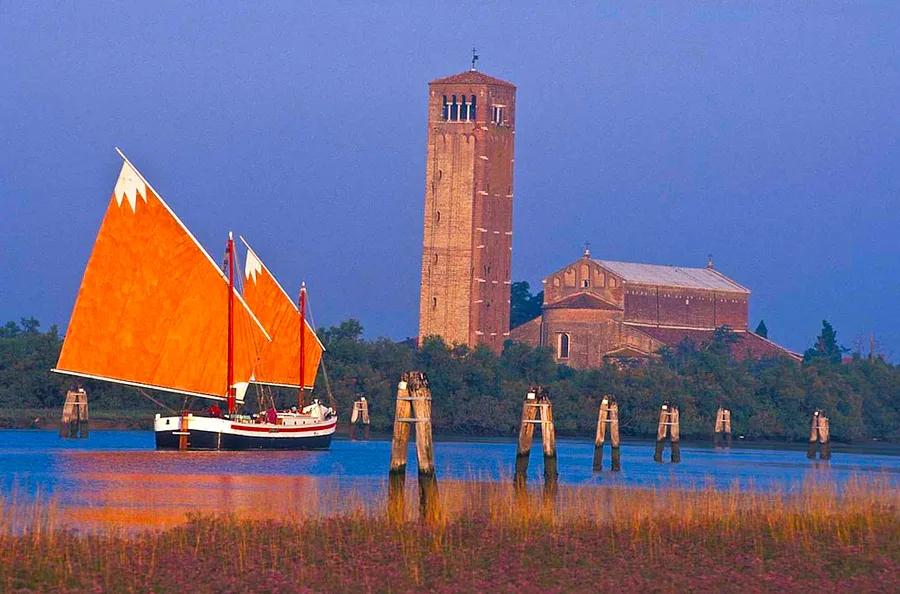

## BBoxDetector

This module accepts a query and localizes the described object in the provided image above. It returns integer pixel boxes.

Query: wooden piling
[515,390,539,485]
[715,407,733,448]
[818,414,831,460]
[388,371,439,523]
[654,402,680,463]
[670,406,681,463]
[389,378,413,476]
[654,403,668,462]
[540,394,558,485]
[60,388,89,439]
[514,387,557,491]
[593,396,621,472]
[350,397,370,439]
[807,410,821,460]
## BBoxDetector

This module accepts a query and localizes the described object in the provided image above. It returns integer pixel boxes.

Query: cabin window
[557,333,570,359]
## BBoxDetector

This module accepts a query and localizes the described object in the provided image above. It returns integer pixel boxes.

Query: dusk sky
[1,2,898,358]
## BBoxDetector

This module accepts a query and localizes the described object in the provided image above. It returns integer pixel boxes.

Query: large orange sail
[55,154,271,401]
[240,238,323,389]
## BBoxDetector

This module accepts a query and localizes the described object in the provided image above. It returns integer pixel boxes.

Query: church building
[509,249,799,367]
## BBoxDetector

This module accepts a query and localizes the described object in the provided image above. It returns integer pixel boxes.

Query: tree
[804,320,847,364]
[509,281,543,329]
[755,320,768,338]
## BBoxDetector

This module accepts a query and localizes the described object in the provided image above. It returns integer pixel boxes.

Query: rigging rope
[138,388,177,413]
[305,291,337,410]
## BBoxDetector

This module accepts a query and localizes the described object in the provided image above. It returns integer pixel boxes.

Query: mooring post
[670,405,681,463]
[60,387,89,439]
[818,413,831,460]
[593,395,621,472]
[609,400,621,471]
[389,376,413,512]
[350,397,370,440]
[539,390,558,487]
[723,408,732,447]
[654,403,669,462]
[407,372,439,522]
[807,410,820,460]
[593,396,610,471]
[515,389,539,486]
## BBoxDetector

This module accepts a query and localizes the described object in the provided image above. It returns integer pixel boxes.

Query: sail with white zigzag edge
[55,154,271,401]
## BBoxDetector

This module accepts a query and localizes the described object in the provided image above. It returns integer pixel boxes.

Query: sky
[1,2,898,359]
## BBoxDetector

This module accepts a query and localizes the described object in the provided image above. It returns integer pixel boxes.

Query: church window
[557,333,570,359]
[582,279,590,288]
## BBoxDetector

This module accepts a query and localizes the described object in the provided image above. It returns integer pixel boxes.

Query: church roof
[430,70,516,88]
[593,259,749,293]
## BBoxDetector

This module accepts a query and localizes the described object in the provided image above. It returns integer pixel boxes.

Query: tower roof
[430,70,515,88]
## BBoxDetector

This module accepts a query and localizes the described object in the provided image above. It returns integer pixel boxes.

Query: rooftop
[430,70,516,88]
[593,259,749,293]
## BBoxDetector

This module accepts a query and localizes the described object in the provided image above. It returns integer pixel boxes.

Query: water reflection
[0,431,896,530]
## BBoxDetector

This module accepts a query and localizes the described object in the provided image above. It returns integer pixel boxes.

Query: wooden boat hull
[154,414,335,451]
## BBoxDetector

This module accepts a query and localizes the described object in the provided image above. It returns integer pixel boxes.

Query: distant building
[510,249,799,367]
[418,69,516,353]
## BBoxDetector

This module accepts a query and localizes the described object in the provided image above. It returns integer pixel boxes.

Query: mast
[298,282,307,408]
[227,232,236,414]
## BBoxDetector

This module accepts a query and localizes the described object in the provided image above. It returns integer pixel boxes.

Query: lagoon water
[0,430,897,526]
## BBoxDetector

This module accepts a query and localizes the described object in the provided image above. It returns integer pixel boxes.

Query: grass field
[0,478,896,593]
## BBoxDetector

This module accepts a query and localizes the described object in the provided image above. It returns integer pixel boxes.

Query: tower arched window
[450,95,459,121]
[461,95,469,121]
[442,96,449,121]
[470,95,477,120]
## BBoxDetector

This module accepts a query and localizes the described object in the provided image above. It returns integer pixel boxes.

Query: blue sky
[1,2,898,358]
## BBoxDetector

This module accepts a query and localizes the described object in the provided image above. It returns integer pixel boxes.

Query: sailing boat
[53,151,336,450]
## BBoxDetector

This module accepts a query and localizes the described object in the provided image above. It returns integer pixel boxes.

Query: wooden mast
[298,282,307,408]
[226,232,236,414]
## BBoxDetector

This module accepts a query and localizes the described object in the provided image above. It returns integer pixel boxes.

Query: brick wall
[418,73,516,352]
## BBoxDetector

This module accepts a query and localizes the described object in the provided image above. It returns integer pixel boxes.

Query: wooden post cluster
[592,395,621,472]
[514,386,558,491]
[388,372,439,522]
[59,387,89,439]
[653,402,680,463]
[714,407,732,448]
[349,397,370,440]
[806,410,831,460]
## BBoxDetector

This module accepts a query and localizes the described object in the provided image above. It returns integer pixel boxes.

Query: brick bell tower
[418,63,516,352]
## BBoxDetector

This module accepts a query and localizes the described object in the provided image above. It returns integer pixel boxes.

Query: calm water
[1,430,897,526]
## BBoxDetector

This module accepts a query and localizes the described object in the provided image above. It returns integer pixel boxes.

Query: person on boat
[208,404,222,418]
[265,406,278,424]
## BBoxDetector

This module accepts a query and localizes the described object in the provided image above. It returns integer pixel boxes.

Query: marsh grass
[0,477,896,592]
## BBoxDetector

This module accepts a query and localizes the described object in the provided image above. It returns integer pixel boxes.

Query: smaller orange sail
[240,238,323,389]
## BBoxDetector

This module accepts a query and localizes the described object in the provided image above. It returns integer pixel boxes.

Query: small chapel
[509,248,799,368]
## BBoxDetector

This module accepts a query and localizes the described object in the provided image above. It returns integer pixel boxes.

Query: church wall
[542,259,624,308]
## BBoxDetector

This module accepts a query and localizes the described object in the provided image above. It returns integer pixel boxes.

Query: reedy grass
[0,477,896,592]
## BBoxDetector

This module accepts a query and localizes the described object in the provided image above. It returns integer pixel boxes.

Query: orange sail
[55,153,271,401]
[240,238,323,389]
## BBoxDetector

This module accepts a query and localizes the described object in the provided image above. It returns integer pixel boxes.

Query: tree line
[1,316,897,442]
